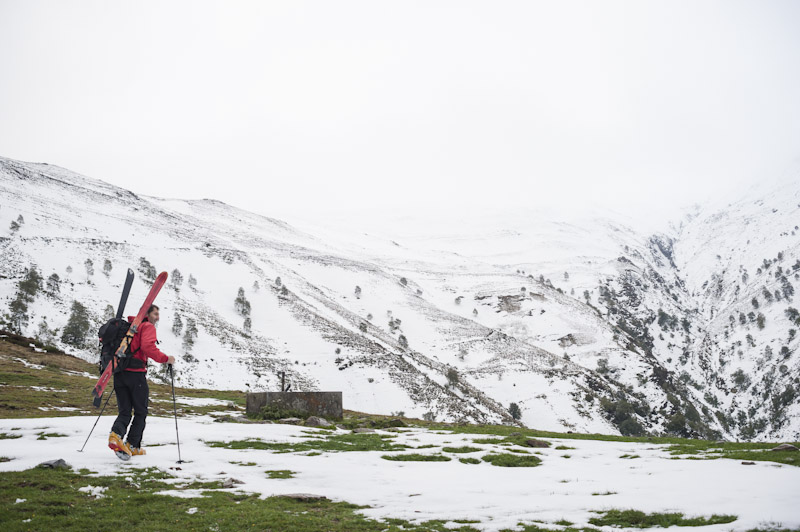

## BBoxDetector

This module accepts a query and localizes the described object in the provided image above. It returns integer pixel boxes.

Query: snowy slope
[1,156,798,439]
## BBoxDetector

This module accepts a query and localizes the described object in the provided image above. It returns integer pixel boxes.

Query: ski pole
[78,389,115,452]
[169,364,184,463]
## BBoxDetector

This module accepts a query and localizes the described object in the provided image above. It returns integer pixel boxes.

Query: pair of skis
[91,270,168,407]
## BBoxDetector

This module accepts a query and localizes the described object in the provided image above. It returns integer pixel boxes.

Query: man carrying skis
[108,304,175,458]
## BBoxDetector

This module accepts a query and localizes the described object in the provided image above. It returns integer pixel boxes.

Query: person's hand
[167,356,176,365]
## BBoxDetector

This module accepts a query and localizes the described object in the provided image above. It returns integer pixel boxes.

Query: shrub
[235,287,251,316]
[172,314,183,336]
[182,317,198,349]
[446,367,459,386]
[138,257,156,282]
[170,269,183,289]
[61,301,91,347]
[509,402,521,421]
[619,418,645,436]
[46,273,60,295]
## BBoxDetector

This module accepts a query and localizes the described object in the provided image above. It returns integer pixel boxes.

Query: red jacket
[126,316,169,372]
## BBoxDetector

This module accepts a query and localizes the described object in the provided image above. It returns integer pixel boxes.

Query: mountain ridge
[1,155,798,440]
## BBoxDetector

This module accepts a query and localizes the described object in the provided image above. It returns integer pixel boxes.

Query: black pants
[111,371,149,448]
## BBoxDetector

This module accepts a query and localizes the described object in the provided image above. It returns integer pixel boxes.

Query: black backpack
[97,318,143,374]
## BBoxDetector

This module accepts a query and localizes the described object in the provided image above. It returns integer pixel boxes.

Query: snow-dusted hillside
[1,156,798,440]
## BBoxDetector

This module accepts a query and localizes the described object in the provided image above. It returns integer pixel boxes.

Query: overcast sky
[1,1,799,223]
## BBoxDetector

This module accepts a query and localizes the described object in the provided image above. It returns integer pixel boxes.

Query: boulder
[38,459,70,469]
[387,418,406,427]
[279,493,328,502]
[741,461,756,465]
[771,443,799,452]
[221,478,244,489]
[305,416,331,428]
[278,417,303,425]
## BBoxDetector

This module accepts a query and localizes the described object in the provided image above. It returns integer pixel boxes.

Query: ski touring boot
[129,446,146,457]
[108,432,132,461]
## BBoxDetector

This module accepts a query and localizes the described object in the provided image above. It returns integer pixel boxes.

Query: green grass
[442,446,482,453]
[0,433,21,440]
[667,441,800,466]
[251,404,312,421]
[473,437,504,444]
[207,433,409,454]
[459,457,481,464]
[36,432,67,440]
[265,469,295,479]
[619,454,640,459]
[381,453,451,462]
[0,335,246,419]
[498,524,601,532]
[588,509,736,527]
[0,466,484,532]
[481,453,542,467]
[229,461,257,466]
[591,491,617,496]
[554,445,575,450]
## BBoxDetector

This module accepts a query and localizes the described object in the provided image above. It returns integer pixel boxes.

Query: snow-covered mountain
[1,156,798,440]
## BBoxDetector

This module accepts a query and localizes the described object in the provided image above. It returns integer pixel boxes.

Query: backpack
[97,318,144,374]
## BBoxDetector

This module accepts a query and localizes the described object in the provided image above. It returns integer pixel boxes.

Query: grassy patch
[250,404,310,421]
[381,453,451,462]
[36,432,67,440]
[473,437,504,444]
[229,461,257,466]
[459,457,481,464]
[588,509,736,527]
[266,470,295,479]
[442,446,481,454]
[619,454,640,459]
[0,433,22,440]
[0,336,245,419]
[591,491,617,496]
[481,453,542,467]
[554,445,575,450]
[0,466,483,532]
[0,457,10,463]
[667,441,800,467]
[207,433,409,454]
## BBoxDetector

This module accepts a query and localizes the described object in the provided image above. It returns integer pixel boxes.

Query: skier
[108,304,175,458]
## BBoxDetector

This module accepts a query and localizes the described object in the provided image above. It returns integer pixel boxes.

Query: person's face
[148,308,160,325]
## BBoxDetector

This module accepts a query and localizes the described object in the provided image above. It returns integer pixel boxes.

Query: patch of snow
[0,415,797,531]
[78,485,108,498]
